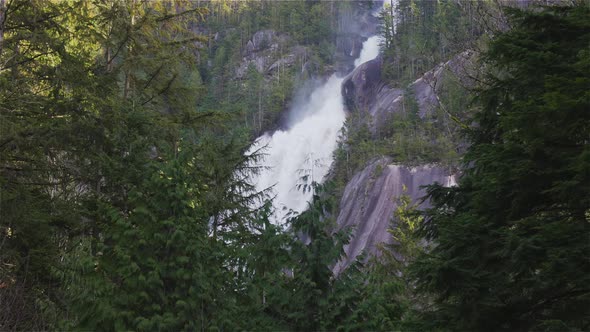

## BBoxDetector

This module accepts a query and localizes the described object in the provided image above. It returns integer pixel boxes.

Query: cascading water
[354,36,382,67]
[248,75,346,222]
[248,26,385,224]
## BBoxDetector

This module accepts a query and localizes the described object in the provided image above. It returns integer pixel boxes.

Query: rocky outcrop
[411,49,477,117]
[333,158,456,274]
[335,34,365,61]
[342,57,384,112]
[236,30,312,80]
[332,1,382,74]
[244,30,278,56]
[342,58,391,123]
[341,50,476,133]
[341,57,408,132]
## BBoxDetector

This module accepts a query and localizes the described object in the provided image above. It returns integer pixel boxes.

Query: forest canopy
[0,0,588,330]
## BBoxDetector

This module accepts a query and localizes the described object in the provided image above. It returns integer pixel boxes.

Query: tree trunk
[124,0,136,99]
[0,0,5,57]
[258,89,263,132]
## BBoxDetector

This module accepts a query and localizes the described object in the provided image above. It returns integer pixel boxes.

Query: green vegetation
[1,0,588,331]
[332,0,480,189]
[413,5,590,330]
[332,78,466,193]
[199,0,354,136]
[380,0,484,86]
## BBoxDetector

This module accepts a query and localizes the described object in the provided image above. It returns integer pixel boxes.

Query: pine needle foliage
[413,5,590,331]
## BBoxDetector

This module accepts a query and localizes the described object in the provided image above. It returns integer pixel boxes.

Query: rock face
[335,34,365,61]
[341,50,476,133]
[341,57,408,133]
[332,1,382,74]
[334,49,476,273]
[246,30,278,55]
[333,158,456,274]
[411,49,477,117]
[342,57,384,112]
[236,30,312,80]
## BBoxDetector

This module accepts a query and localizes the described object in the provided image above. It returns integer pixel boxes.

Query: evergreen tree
[276,182,372,331]
[413,5,590,331]
[70,148,218,330]
[340,193,430,331]
[0,1,213,328]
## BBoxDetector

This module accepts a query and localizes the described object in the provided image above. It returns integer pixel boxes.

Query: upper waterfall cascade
[247,33,384,224]
[354,36,382,67]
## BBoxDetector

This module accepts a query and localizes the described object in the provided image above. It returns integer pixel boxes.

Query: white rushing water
[248,75,346,222]
[354,36,382,67]
[247,34,382,223]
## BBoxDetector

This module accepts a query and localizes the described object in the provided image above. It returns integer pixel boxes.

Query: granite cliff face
[341,57,385,113]
[333,158,455,274]
[235,30,312,80]
[341,50,475,134]
[334,49,475,272]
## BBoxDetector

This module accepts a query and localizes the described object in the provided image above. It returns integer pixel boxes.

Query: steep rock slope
[334,158,455,273]
[334,50,476,271]
[342,50,475,134]
[235,30,312,80]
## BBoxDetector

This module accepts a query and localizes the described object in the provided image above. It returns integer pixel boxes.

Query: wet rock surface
[342,57,384,112]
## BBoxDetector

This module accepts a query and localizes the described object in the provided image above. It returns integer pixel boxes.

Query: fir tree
[413,5,590,331]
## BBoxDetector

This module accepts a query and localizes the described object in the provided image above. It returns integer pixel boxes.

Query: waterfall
[247,37,382,224]
[354,36,383,67]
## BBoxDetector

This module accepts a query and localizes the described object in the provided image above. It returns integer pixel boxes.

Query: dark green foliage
[414,5,590,331]
[0,1,214,329]
[199,0,347,137]
[341,193,426,331]
[3,1,588,331]
[380,0,481,85]
[273,182,365,331]
[72,152,213,330]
